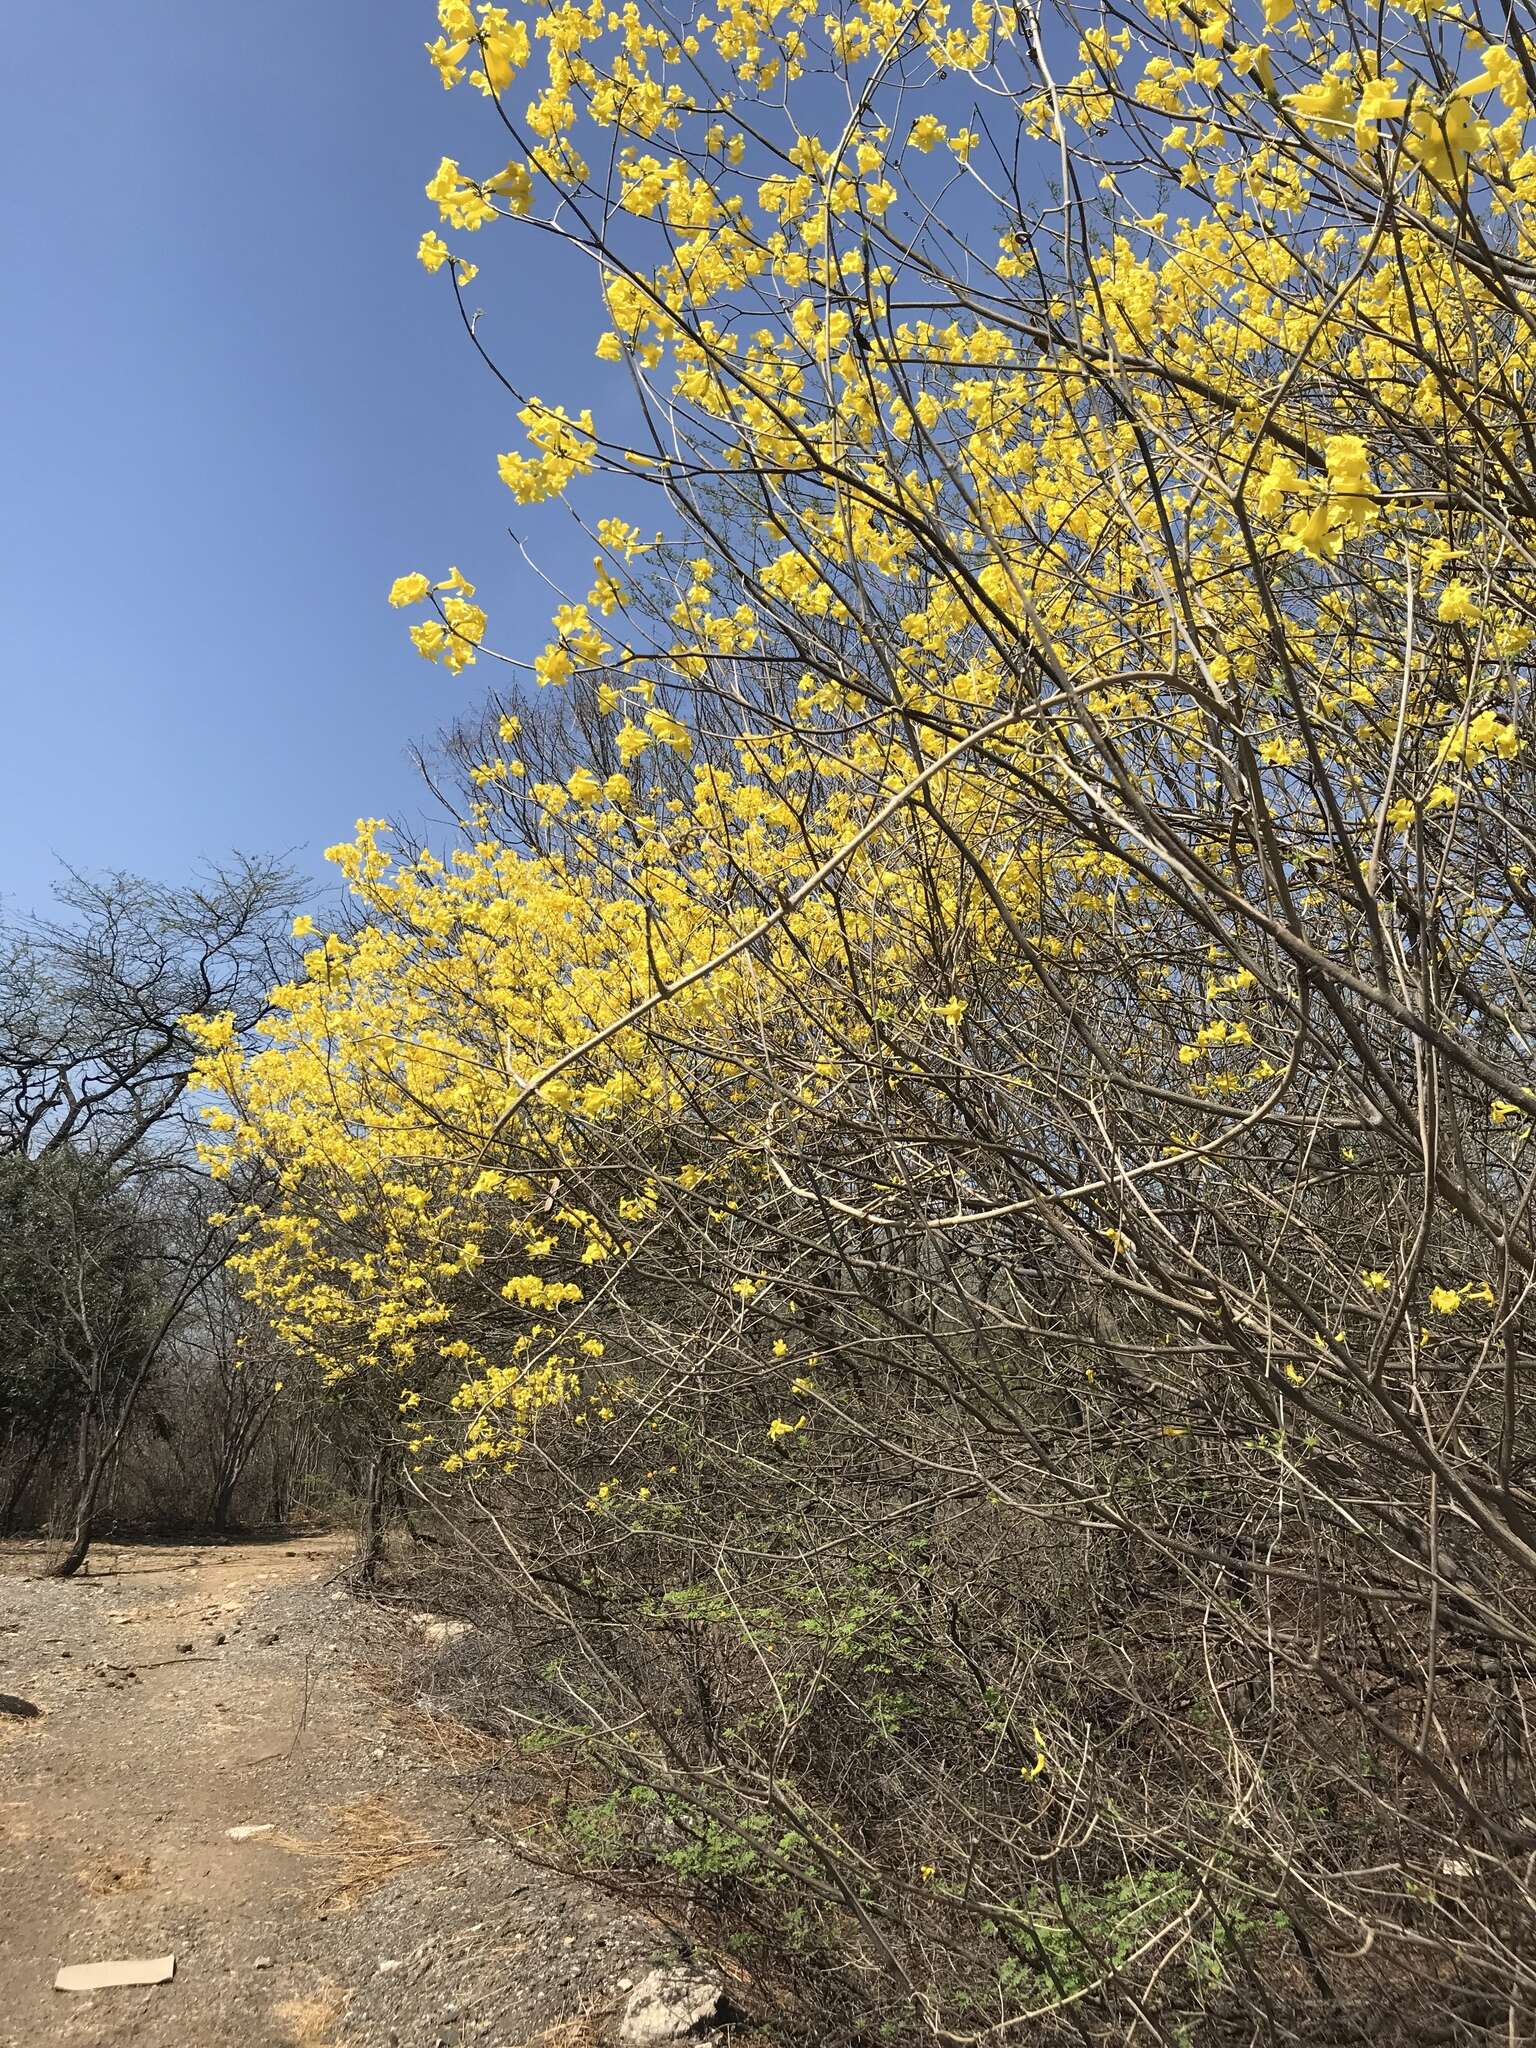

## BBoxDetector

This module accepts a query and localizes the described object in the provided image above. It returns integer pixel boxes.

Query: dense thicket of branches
[192,0,1536,2037]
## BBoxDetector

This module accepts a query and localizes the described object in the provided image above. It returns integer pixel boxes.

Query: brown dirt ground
[0,1537,688,2048]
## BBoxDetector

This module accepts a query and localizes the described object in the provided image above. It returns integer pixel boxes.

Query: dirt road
[0,1537,669,2047]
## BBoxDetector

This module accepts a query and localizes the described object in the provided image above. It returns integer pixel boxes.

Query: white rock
[619,1967,723,2046]
[226,1824,275,1841]
[422,1617,473,1646]
[378,1959,403,1975]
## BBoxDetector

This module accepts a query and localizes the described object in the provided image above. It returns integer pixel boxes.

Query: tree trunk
[207,1428,255,1532]
[355,1453,387,1587]
[208,1471,237,1534]
[46,1385,139,1578]
[46,1447,107,1578]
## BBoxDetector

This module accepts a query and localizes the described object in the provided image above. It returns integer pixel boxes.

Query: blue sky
[1,3,620,922]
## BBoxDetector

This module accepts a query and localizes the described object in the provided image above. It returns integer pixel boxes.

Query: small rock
[421,1617,473,1647]
[253,1957,274,1971]
[227,1824,275,1842]
[619,1967,723,2046]
[378,1959,403,1975]
[176,1642,193,1655]
[0,1694,41,1719]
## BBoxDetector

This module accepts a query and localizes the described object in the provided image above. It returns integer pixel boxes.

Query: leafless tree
[0,856,302,1572]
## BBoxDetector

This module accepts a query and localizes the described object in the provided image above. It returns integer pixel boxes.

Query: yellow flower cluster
[389,567,487,672]
[192,0,1536,1490]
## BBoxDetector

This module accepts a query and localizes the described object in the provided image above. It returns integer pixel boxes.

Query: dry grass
[277,1795,446,1910]
[384,1694,502,1772]
[275,1989,345,2047]
[75,1851,152,1896]
[511,2014,610,2048]
[350,1650,506,1777]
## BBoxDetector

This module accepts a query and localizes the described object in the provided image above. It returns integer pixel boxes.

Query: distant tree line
[0,858,340,1570]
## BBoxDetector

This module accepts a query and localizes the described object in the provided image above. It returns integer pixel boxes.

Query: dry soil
[0,1536,680,2048]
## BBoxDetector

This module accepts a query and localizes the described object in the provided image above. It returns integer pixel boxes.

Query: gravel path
[0,1537,679,2048]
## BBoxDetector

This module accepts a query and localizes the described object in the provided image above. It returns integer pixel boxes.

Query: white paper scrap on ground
[55,1955,175,1992]
[226,1823,275,1840]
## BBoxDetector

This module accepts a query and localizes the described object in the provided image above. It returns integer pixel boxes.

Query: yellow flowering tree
[195,0,1536,2033]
